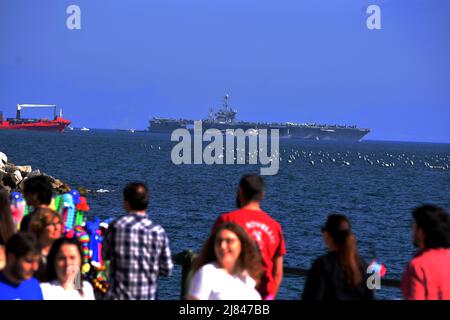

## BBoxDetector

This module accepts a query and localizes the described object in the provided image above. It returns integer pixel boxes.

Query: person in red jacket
[212,174,286,300]
[401,204,450,300]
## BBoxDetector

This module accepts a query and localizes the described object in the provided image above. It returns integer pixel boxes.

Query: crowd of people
[0,174,449,300]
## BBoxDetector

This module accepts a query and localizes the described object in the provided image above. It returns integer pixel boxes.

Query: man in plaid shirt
[103,182,173,299]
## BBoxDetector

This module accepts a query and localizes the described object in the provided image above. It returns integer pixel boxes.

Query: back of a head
[123,182,149,211]
[239,174,265,203]
[323,214,352,245]
[23,175,53,206]
[6,232,40,258]
[413,204,450,249]
[323,213,361,287]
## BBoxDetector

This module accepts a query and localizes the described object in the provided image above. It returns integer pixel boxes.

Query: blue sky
[1,0,449,142]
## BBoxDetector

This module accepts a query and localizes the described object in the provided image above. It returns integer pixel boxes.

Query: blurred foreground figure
[41,237,95,300]
[401,205,450,300]
[0,232,43,300]
[188,222,262,300]
[302,214,374,300]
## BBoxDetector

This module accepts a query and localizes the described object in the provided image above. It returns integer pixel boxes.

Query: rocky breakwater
[0,151,70,194]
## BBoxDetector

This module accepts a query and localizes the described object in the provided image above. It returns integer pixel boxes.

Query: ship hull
[287,126,370,142]
[149,120,190,133]
[0,118,71,133]
[149,120,369,142]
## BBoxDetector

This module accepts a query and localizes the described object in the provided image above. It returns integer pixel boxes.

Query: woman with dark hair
[188,222,262,300]
[302,214,374,300]
[0,190,16,270]
[0,190,15,244]
[401,204,450,300]
[40,237,95,300]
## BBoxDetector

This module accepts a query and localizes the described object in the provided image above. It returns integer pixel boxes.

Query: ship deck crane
[16,104,62,120]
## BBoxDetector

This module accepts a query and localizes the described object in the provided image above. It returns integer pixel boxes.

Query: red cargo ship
[0,104,71,132]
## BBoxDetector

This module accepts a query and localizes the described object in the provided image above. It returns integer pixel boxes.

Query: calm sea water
[1,130,449,300]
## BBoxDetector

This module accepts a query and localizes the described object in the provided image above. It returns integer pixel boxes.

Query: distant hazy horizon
[1,0,449,143]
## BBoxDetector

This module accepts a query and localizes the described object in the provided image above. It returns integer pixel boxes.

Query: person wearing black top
[19,176,53,232]
[302,214,375,300]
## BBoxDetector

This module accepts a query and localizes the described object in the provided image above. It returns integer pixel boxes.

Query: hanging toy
[61,193,76,231]
[10,192,27,230]
[48,196,56,212]
[75,211,84,227]
[92,275,109,295]
[368,242,387,278]
[70,190,81,205]
[92,260,109,295]
[368,260,387,277]
[86,218,103,269]
[95,229,104,267]
[65,229,75,239]
[74,225,91,274]
[75,196,90,227]
[54,194,63,213]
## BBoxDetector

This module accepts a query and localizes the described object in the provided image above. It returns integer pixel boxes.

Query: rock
[26,170,41,179]
[0,155,69,195]
[0,152,7,165]
[2,174,16,189]
[4,163,18,173]
[16,165,32,175]
[41,175,70,193]
[18,176,28,191]
[12,170,23,185]
[52,179,71,193]
[1,170,23,190]
[0,172,6,190]
[78,187,90,194]
[58,183,71,193]
[51,178,63,189]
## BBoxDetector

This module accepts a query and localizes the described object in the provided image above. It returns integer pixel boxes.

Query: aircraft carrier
[148,95,370,142]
